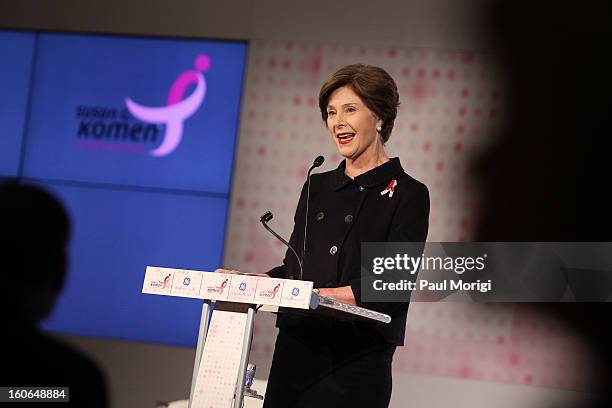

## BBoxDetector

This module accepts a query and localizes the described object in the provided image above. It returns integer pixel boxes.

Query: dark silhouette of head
[474,0,611,241]
[0,181,70,325]
[474,1,612,405]
[0,182,108,405]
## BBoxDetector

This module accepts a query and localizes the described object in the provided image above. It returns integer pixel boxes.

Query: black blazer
[268,158,429,345]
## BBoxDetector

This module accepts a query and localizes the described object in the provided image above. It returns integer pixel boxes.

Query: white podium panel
[190,309,247,408]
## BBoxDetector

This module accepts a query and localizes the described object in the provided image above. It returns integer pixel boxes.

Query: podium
[142,266,391,408]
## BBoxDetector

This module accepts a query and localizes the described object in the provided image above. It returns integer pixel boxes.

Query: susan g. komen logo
[258,283,281,299]
[206,278,229,294]
[125,55,211,157]
[150,273,172,289]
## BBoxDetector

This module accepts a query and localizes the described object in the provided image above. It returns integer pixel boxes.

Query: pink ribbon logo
[269,283,281,299]
[217,278,229,294]
[161,274,172,289]
[125,55,211,157]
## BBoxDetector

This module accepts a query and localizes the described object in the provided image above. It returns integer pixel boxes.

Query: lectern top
[142,266,391,323]
[142,266,314,309]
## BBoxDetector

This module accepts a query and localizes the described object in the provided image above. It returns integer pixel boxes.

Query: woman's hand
[317,286,357,305]
[214,268,241,274]
[214,268,269,277]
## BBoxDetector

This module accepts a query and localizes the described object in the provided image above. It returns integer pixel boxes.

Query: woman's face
[326,86,382,161]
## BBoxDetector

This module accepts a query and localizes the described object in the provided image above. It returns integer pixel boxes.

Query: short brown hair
[319,64,400,143]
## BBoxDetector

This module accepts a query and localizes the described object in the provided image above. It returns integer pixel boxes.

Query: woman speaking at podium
[221,64,429,408]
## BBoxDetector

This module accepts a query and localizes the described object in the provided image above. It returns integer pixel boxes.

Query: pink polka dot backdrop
[223,40,599,391]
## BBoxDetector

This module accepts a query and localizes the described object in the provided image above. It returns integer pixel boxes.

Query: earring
[376,126,382,132]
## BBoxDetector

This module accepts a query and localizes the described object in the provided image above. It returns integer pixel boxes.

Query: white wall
[0,0,491,50]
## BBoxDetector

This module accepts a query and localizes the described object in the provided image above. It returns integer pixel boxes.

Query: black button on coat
[268,158,429,345]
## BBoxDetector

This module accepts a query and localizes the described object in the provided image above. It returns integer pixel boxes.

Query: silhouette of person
[475,1,612,405]
[0,182,108,407]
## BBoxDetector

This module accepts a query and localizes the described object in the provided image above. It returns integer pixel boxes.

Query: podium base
[160,379,267,408]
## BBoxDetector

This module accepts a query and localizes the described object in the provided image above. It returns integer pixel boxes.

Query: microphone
[260,211,303,280]
[302,156,324,280]
[312,155,324,168]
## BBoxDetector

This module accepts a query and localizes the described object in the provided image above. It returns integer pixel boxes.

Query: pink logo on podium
[149,273,173,290]
[258,283,281,299]
[125,55,211,157]
[270,283,281,299]
[161,274,172,289]
[217,278,229,294]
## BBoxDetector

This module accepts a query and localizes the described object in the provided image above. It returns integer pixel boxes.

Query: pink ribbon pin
[380,179,398,198]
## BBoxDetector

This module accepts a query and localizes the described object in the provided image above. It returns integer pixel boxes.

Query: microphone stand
[260,211,303,280]
[301,156,324,280]
[260,156,324,281]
